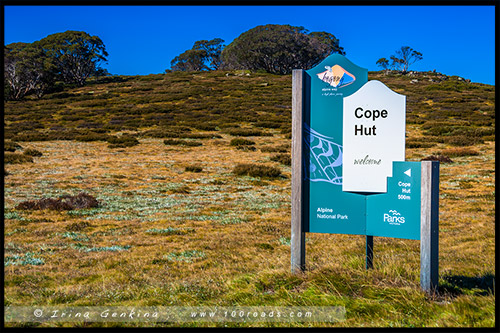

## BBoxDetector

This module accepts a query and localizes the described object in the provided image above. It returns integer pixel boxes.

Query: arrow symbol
[404,169,412,177]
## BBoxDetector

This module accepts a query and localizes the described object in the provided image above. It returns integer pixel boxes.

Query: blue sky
[3,5,496,85]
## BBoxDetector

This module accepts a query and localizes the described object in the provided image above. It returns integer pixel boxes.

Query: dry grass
[4,134,495,327]
[3,70,495,328]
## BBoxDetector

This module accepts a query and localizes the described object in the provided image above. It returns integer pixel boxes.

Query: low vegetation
[270,153,291,166]
[185,165,203,173]
[421,155,454,163]
[229,138,256,147]
[233,163,282,178]
[3,69,495,328]
[16,192,99,211]
[4,152,33,164]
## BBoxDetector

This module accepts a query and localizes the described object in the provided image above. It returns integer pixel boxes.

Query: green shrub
[163,139,183,145]
[445,135,484,146]
[4,141,22,152]
[261,144,289,153]
[10,130,83,142]
[421,155,453,163]
[233,163,281,178]
[169,185,191,194]
[9,131,50,142]
[236,146,257,151]
[440,148,480,157]
[254,121,282,129]
[451,127,494,138]
[185,165,203,173]
[425,81,469,92]
[406,116,426,125]
[182,133,222,139]
[77,121,104,129]
[424,125,455,136]
[280,126,292,134]
[217,123,241,129]
[5,153,33,164]
[106,135,140,148]
[164,139,202,147]
[190,123,218,131]
[483,135,495,142]
[227,128,265,137]
[16,192,99,211]
[270,153,291,166]
[421,121,450,130]
[23,148,43,157]
[142,127,191,138]
[75,132,112,142]
[230,138,255,146]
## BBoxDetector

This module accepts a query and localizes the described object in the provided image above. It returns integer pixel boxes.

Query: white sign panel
[342,80,406,193]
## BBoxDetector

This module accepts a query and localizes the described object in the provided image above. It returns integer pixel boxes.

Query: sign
[343,81,406,193]
[366,161,421,240]
[301,55,414,238]
[291,54,439,293]
[303,54,368,236]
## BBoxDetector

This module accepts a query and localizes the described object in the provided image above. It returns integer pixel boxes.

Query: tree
[221,24,345,74]
[389,46,423,73]
[308,31,345,58]
[193,38,225,70]
[4,42,56,100]
[37,31,108,86]
[376,58,390,70]
[170,38,225,72]
[171,49,208,71]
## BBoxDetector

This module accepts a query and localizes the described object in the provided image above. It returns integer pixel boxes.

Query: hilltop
[4,69,494,149]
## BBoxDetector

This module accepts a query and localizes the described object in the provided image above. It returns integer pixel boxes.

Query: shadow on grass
[440,273,495,296]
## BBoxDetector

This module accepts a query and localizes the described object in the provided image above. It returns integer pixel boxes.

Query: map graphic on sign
[317,64,356,88]
[304,123,343,185]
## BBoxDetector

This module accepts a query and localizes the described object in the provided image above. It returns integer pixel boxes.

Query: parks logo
[384,210,405,226]
[317,64,356,88]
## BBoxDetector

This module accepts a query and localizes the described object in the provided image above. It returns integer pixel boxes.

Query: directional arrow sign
[366,161,421,240]
[404,168,412,177]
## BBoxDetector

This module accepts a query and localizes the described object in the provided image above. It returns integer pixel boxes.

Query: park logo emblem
[383,210,406,226]
[317,64,356,88]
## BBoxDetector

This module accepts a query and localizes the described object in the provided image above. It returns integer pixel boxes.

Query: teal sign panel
[302,55,421,240]
[366,162,421,240]
[303,54,368,235]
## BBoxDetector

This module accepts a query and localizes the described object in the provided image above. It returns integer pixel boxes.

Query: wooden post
[291,69,306,273]
[420,161,439,293]
[366,235,374,269]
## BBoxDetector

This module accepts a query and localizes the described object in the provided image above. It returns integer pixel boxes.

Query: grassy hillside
[4,69,495,327]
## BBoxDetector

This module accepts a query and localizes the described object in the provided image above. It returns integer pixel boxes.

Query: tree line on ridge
[4,24,422,101]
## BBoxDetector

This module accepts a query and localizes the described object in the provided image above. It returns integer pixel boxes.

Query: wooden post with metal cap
[291,69,306,274]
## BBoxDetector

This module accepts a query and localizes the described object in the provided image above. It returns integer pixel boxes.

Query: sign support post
[420,161,440,293]
[366,236,374,269]
[291,69,306,273]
